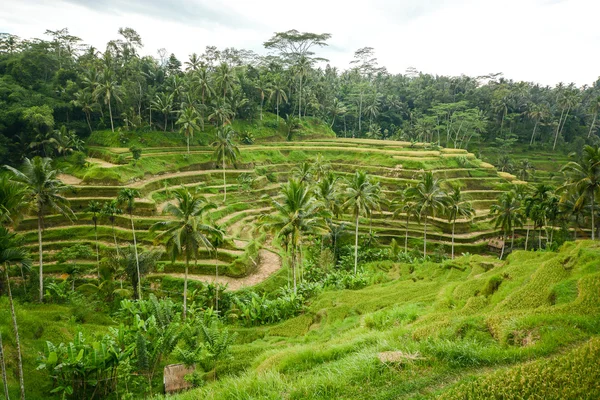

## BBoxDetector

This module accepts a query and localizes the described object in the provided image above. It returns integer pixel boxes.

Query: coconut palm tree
[268,81,288,123]
[261,179,328,292]
[0,226,31,400]
[392,187,417,253]
[490,191,522,259]
[405,172,446,257]
[342,171,381,273]
[117,188,142,299]
[329,98,347,129]
[0,175,29,226]
[215,62,237,100]
[526,102,549,145]
[101,200,122,258]
[151,92,174,132]
[87,200,102,277]
[176,106,200,154]
[212,125,240,202]
[93,68,122,133]
[294,56,312,119]
[445,186,475,259]
[151,187,219,319]
[560,145,600,240]
[588,96,600,138]
[516,159,536,181]
[4,157,74,302]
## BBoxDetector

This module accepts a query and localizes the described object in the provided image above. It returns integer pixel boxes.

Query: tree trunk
[499,234,506,260]
[588,113,597,138]
[222,158,227,202]
[183,257,188,320]
[95,226,100,279]
[112,222,120,258]
[451,220,455,259]
[530,119,539,145]
[525,225,530,251]
[187,134,190,155]
[130,214,141,300]
[276,97,280,124]
[164,115,167,133]
[592,194,596,240]
[0,331,9,400]
[108,99,115,133]
[6,271,25,400]
[358,91,363,133]
[37,213,44,302]
[405,214,409,253]
[553,108,565,151]
[423,217,428,257]
[260,96,264,120]
[298,76,302,119]
[215,248,219,313]
[354,214,359,274]
[291,246,297,294]
[86,112,93,134]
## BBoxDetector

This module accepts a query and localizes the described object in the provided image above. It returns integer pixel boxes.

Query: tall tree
[261,179,327,292]
[101,200,122,258]
[406,172,446,257]
[445,187,475,259]
[211,125,240,202]
[151,187,219,319]
[176,106,200,154]
[4,157,74,302]
[87,200,102,277]
[0,227,31,400]
[490,191,522,259]
[342,171,381,273]
[560,145,600,240]
[93,68,122,133]
[117,188,142,299]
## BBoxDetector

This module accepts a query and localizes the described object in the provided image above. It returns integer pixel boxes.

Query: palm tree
[516,159,536,181]
[93,69,122,133]
[0,175,29,226]
[151,187,219,319]
[185,53,201,71]
[342,171,381,273]
[392,188,417,253]
[208,101,234,127]
[490,191,522,259]
[72,90,97,133]
[176,106,200,154]
[151,92,174,132]
[0,227,31,400]
[87,200,102,277]
[101,200,122,258]
[209,223,225,314]
[5,157,74,302]
[329,98,347,129]
[261,179,327,292]
[292,162,313,184]
[268,81,288,123]
[215,62,237,100]
[526,103,549,145]
[560,145,600,240]
[117,188,142,299]
[445,187,475,259]
[255,77,269,120]
[211,125,240,202]
[553,89,580,151]
[588,96,600,138]
[406,172,447,257]
[294,56,312,119]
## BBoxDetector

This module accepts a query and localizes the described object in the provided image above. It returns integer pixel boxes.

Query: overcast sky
[1,0,598,86]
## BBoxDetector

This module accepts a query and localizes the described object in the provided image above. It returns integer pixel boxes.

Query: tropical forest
[0,24,599,399]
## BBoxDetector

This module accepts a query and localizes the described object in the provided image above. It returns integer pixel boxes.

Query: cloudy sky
[1,0,598,86]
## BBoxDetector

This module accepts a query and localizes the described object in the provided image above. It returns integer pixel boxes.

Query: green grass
[167,240,600,399]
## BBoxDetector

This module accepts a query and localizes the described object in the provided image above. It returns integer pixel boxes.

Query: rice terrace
[0,10,600,400]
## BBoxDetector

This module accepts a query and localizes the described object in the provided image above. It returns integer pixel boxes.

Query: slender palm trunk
[330,114,336,129]
[405,214,409,252]
[530,119,539,145]
[94,225,100,278]
[112,221,120,258]
[86,112,93,134]
[499,233,506,260]
[6,272,25,400]
[292,246,297,294]
[183,257,188,320]
[215,248,219,313]
[222,158,227,202]
[525,224,530,250]
[187,134,190,154]
[423,218,428,257]
[108,100,114,133]
[511,227,515,250]
[276,97,280,124]
[588,113,597,138]
[354,214,359,274]
[164,114,167,133]
[451,220,456,259]
[260,96,264,120]
[553,108,566,151]
[592,195,596,240]
[538,227,542,249]
[298,77,302,119]
[130,214,141,300]
[37,213,44,302]
[0,331,9,400]
[358,92,363,132]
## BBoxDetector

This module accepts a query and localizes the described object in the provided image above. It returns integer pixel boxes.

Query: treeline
[1,28,600,165]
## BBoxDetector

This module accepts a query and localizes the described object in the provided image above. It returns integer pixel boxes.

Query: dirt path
[87,157,119,168]
[151,248,281,291]
[58,173,82,185]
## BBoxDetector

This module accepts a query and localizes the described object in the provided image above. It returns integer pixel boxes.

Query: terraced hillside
[16,137,527,288]
[169,240,600,399]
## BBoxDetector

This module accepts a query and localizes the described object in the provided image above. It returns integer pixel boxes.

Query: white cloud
[1,0,598,86]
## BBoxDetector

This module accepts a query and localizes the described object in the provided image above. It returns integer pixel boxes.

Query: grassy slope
[169,240,600,399]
